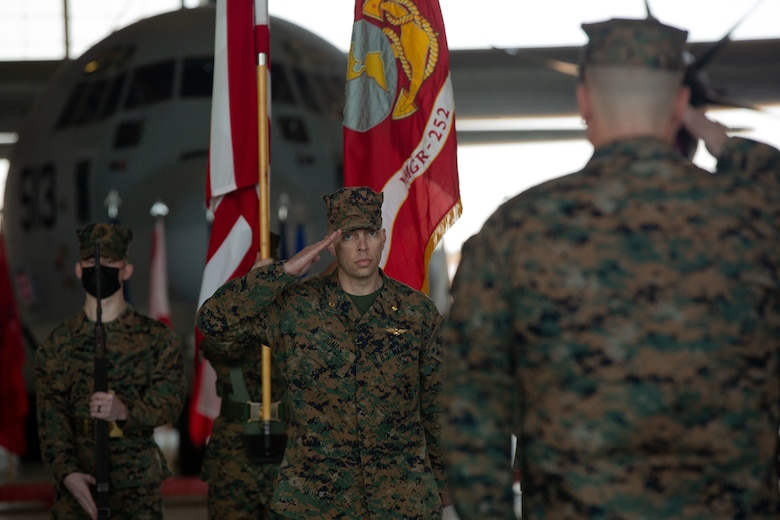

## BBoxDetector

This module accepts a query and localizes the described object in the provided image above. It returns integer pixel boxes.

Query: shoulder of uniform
[128,308,178,334]
[383,277,440,314]
[52,311,87,333]
[383,275,427,299]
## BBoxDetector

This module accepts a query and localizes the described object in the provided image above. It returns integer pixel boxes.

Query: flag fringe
[421,199,462,293]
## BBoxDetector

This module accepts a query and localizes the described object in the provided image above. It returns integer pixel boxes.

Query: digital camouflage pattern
[77,222,134,261]
[581,18,688,72]
[35,305,187,517]
[50,483,163,520]
[323,186,383,232]
[201,335,289,520]
[197,266,446,519]
[442,136,780,519]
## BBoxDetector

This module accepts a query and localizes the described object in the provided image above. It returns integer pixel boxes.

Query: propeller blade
[692,34,731,70]
[722,0,766,41]
[689,0,765,69]
[494,47,579,77]
[683,0,767,117]
[644,0,655,20]
[704,94,764,113]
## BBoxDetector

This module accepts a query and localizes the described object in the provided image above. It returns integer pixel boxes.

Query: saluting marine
[197,186,448,519]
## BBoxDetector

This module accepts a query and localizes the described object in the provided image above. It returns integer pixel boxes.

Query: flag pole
[257,53,270,256]
[255,13,273,445]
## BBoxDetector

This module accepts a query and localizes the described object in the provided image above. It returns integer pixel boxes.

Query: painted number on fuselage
[20,164,57,230]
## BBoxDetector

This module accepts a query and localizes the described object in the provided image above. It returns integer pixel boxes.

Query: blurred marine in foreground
[443,17,780,519]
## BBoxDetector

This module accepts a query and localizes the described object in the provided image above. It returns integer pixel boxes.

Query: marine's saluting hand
[682,107,728,158]
[283,230,341,278]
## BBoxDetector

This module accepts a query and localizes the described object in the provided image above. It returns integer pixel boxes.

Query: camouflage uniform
[201,336,288,519]
[200,234,288,520]
[197,188,446,520]
[35,223,187,519]
[443,18,780,520]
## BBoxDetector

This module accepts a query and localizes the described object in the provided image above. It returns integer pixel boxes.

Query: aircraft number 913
[19,164,57,231]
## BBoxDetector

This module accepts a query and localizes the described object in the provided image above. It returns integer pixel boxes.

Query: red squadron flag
[189,0,269,447]
[343,0,461,291]
[0,231,28,456]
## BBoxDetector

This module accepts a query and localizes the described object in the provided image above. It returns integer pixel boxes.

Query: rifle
[93,241,110,518]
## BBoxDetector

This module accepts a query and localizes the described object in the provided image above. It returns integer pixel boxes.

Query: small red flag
[0,231,28,456]
[149,215,172,328]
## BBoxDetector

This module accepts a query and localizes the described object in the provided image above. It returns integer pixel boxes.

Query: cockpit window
[85,46,135,75]
[314,73,346,119]
[54,46,134,130]
[277,116,309,143]
[271,63,296,104]
[113,119,144,149]
[181,57,214,98]
[74,79,107,124]
[55,81,88,129]
[124,60,175,109]
[292,68,322,112]
[100,72,127,118]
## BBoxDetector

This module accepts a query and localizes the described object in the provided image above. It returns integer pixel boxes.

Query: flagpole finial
[104,189,122,220]
[278,193,289,222]
[150,201,170,218]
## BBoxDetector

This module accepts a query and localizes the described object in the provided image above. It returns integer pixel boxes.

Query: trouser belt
[220,400,289,423]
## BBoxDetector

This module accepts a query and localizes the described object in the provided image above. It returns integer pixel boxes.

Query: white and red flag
[148,208,172,328]
[343,0,461,292]
[189,0,270,447]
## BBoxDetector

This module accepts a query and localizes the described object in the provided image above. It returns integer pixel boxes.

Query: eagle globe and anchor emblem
[344,0,441,132]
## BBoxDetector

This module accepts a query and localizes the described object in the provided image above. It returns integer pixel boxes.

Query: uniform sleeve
[442,231,517,519]
[120,325,186,433]
[35,329,81,484]
[717,137,780,192]
[196,262,297,352]
[200,334,240,363]
[419,309,446,493]
[717,137,780,243]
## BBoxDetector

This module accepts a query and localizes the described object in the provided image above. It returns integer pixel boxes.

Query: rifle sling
[228,367,261,435]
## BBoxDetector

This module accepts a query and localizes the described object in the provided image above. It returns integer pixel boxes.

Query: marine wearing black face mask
[75,222,132,299]
[35,221,187,519]
[80,265,122,298]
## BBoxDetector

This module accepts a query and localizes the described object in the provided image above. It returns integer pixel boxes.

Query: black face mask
[81,266,122,299]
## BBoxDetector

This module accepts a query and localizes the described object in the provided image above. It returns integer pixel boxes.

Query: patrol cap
[580,18,688,72]
[323,186,383,232]
[77,222,133,261]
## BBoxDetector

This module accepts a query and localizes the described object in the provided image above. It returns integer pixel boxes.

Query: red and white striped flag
[149,212,172,328]
[189,0,270,447]
[343,0,461,292]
